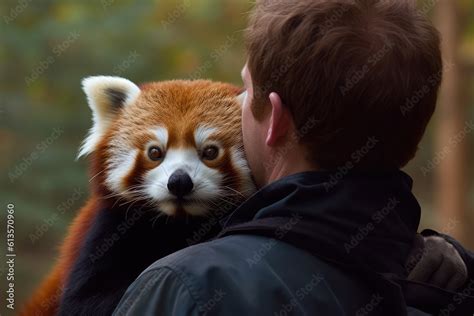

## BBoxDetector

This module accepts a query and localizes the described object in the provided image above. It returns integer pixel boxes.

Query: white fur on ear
[78,76,140,158]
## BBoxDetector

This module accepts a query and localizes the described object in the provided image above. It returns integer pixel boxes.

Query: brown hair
[246,0,442,169]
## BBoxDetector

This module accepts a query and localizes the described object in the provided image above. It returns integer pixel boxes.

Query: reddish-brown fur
[21,80,247,315]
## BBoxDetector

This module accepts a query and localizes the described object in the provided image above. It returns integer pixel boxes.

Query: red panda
[21,77,255,315]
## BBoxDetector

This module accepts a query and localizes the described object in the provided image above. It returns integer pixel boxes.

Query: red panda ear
[82,76,140,118]
[78,76,140,158]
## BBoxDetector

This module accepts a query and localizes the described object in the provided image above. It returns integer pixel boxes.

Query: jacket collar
[223,170,420,275]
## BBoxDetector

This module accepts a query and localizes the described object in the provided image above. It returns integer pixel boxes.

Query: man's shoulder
[149,234,284,274]
[139,234,298,304]
[143,234,330,289]
[117,235,297,315]
[115,235,377,315]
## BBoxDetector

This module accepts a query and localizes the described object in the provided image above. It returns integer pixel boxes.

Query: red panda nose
[167,169,194,199]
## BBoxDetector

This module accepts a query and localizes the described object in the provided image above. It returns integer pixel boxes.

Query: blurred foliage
[0,0,473,311]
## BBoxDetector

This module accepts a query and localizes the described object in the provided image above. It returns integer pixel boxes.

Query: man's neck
[265,153,318,186]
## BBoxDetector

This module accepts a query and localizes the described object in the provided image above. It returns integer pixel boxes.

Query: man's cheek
[241,111,255,161]
[241,101,251,132]
[242,118,252,153]
[237,91,247,108]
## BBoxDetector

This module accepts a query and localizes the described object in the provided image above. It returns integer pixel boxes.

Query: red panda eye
[201,145,219,161]
[147,146,164,161]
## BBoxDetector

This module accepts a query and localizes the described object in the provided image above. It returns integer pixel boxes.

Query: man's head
[241,0,442,187]
[241,65,313,187]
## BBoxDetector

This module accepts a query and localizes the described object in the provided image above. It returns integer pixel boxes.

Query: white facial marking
[105,149,139,194]
[230,146,255,197]
[194,125,218,148]
[152,126,168,147]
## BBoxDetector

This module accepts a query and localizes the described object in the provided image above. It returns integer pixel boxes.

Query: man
[114,0,474,315]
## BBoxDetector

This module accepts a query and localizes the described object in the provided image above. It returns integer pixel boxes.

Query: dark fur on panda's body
[59,202,222,315]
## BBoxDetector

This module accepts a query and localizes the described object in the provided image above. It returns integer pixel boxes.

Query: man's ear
[78,76,140,158]
[266,92,292,147]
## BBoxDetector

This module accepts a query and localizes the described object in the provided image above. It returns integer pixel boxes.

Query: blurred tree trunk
[434,0,469,245]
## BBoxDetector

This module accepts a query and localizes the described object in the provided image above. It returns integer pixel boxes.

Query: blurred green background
[0,0,473,312]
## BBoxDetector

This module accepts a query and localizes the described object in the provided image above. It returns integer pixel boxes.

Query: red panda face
[80,77,255,216]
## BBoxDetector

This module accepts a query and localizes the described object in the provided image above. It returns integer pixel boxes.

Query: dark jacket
[113,171,470,315]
